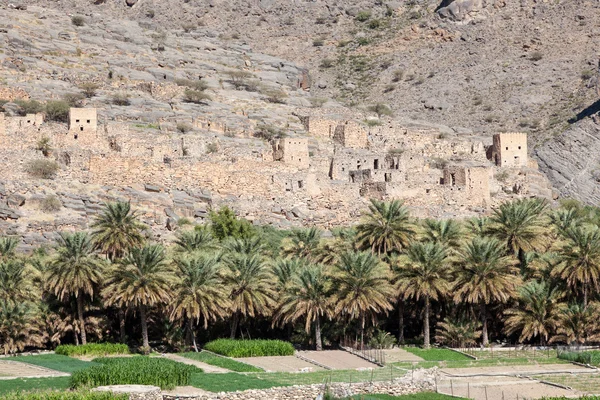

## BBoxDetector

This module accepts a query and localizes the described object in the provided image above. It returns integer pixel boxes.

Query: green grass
[466,347,558,360]
[204,339,294,357]
[189,372,284,392]
[557,350,600,365]
[0,377,71,395]
[181,351,263,372]
[10,354,97,373]
[55,343,129,358]
[391,356,566,370]
[71,357,200,390]
[2,391,127,400]
[403,348,471,361]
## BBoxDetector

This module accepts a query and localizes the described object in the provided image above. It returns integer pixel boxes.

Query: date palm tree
[552,226,600,306]
[453,237,520,346]
[271,258,306,292]
[333,251,393,349]
[0,260,37,302]
[104,245,174,352]
[550,303,600,345]
[46,232,104,345]
[486,198,548,260]
[281,227,322,262]
[421,219,463,251]
[222,254,274,338]
[504,280,564,345]
[0,237,18,260]
[170,255,230,351]
[275,265,331,350]
[174,227,218,254]
[356,199,415,256]
[394,242,451,348]
[91,201,146,261]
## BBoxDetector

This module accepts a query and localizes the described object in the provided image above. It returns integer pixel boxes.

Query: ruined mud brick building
[0,105,556,247]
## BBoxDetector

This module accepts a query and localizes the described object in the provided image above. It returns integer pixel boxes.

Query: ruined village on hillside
[0,103,554,248]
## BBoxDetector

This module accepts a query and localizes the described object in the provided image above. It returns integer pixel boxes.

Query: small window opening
[518,146,521,149]
[374,159,379,170]
[76,119,80,123]
[385,173,392,183]
[451,173,456,186]
[298,180,304,188]
[74,134,78,139]
[506,146,509,150]
[87,119,91,124]
[80,126,84,131]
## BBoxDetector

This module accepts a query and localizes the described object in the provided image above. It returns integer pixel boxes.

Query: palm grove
[1,196,599,355]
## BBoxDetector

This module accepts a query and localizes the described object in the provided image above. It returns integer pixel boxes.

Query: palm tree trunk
[480,302,489,346]
[398,299,405,344]
[230,311,240,339]
[77,291,87,345]
[315,316,323,351]
[189,319,198,352]
[584,283,588,307]
[360,313,365,351]
[424,296,431,348]
[119,308,126,343]
[140,304,149,352]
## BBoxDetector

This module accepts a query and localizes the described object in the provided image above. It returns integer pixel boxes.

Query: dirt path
[0,360,70,379]
[234,356,324,372]
[297,350,380,370]
[162,354,230,373]
[440,364,595,377]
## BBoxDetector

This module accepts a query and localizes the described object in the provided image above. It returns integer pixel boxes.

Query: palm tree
[275,265,331,350]
[486,198,548,259]
[465,217,490,238]
[46,232,104,345]
[453,237,520,346]
[550,303,600,345]
[0,260,37,302]
[91,201,146,261]
[103,245,173,351]
[0,300,41,355]
[281,227,322,261]
[170,255,230,351]
[0,237,18,260]
[550,208,582,238]
[222,254,274,338]
[174,227,218,254]
[395,242,450,348]
[435,316,482,348]
[356,199,415,256]
[504,281,564,345]
[271,258,306,292]
[333,251,393,348]
[553,226,600,306]
[421,219,463,250]
[224,236,266,257]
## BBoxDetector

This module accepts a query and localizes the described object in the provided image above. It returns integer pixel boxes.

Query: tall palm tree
[174,227,218,254]
[170,255,230,351]
[453,237,520,346]
[504,281,564,345]
[333,251,393,348]
[550,303,600,345]
[271,258,306,292]
[281,227,322,261]
[486,198,548,259]
[103,245,173,351]
[421,219,463,250]
[46,232,104,345]
[395,242,450,348]
[222,254,274,338]
[91,201,146,261]
[356,199,415,256]
[275,265,331,350]
[0,237,18,260]
[0,260,37,302]
[553,226,600,306]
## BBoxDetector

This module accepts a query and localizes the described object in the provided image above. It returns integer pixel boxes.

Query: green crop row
[557,350,600,365]
[204,339,294,357]
[70,357,201,390]
[55,343,130,357]
[2,392,127,400]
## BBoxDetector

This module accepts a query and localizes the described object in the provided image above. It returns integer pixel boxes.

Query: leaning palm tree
[222,254,275,338]
[356,199,415,256]
[170,255,230,351]
[421,219,463,250]
[486,198,548,259]
[394,242,451,348]
[504,280,564,345]
[91,201,146,261]
[281,227,322,262]
[333,251,393,349]
[174,227,218,254]
[552,225,600,306]
[103,245,173,351]
[453,237,520,346]
[275,265,331,350]
[46,232,104,345]
[0,236,18,260]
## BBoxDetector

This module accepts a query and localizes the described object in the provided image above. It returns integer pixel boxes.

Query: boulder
[437,0,484,21]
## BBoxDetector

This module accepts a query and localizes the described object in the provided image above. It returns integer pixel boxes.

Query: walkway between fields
[162,353,230,373]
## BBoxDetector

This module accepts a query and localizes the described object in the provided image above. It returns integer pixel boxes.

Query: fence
[453,344,560,360]
[340,337,386,366]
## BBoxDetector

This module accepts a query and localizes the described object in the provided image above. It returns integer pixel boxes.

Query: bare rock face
[437,0,484,21]
[535,118,600,205]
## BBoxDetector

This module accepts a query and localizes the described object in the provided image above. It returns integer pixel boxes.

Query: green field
[10,354,97,373]
[189,372,283,392]
[181,351,263,372]
[0,377,70,395]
